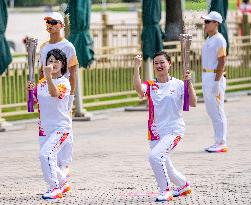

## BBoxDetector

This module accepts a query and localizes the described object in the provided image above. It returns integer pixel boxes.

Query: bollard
[137,10,142,46]
[64,14,70,39]
[0,75,6,132]
[102,12,109,53]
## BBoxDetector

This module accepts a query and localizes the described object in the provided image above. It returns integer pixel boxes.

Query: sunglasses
[204,20,217,24]
[46,19,60,25]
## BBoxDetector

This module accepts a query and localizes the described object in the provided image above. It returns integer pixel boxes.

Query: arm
[188,81,197,107]
[46,77,60,97]
[44,65,60,97]
[69,65,77,95]
[133,55,144,98]
[215,56,225,81]
[39,66,44,80]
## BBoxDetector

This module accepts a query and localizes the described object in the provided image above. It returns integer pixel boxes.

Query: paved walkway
[0,95,251,205]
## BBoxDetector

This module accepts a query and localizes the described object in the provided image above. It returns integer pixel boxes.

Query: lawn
[185,0,237,11]
[91,1,238,12]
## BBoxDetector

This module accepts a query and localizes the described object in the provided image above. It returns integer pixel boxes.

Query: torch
[25,37,38,112]
[180,32,192,111]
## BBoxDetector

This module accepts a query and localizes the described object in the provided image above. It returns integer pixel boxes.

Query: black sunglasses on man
[204,20,217,24]
[46,19,61,25]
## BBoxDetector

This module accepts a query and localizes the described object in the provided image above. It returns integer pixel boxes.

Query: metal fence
[1,35,251,118]
[89,12,241,50]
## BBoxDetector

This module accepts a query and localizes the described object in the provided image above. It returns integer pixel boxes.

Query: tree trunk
[165,0,184,41]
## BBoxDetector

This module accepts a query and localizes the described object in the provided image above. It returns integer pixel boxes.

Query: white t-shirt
[34,76,71,135]
[202,32,227,71]
[142,77,185,141]
[39,38,79,77]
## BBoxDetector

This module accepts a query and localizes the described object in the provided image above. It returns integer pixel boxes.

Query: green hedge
[14,0,139,6]
[14,0,67,6]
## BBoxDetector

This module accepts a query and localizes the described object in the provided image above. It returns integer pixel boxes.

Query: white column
[74,68,92,120]
[144,58,153,80]
[74,67,83,117]
[10,0,15,8]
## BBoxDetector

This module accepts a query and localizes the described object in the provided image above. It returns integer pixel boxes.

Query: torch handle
[25,37,37,113]
[27,90,34,112]
[183,80,189,111]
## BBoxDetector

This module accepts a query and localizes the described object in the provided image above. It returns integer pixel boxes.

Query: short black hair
[153,51,171,62]
[46,48,67,75]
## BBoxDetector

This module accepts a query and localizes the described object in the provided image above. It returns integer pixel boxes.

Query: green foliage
[14,0,140,7]
[185,0,237,10]
[92,0,139,3]
[14,0,67,6]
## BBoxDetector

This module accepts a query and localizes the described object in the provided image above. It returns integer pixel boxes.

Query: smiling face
[46,55,63,75]
[153,54,171,78]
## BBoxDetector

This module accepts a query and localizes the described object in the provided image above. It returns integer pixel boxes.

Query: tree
[165,0,184,41]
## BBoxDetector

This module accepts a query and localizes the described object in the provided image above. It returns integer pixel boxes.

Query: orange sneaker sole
[180,189,192,196]
[62,186,71,194]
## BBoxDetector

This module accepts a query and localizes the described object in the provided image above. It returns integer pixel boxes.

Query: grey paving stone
[0,96,250,205]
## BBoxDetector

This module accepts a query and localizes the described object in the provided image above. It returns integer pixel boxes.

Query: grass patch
[227,80,251,86]
[84,93,138,103]
[185,0,236,11]
[10,1,238,14]
[86,101,141,111]
[227,88,251,93]
[92,3,138,12]
[4,113,38,121]
[92,0,238,12]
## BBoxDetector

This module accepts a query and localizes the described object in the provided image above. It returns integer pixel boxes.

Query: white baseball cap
[201,11,223,23]
[44,12,64,24]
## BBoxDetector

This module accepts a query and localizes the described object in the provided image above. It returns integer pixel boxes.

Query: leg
[214,77,227,144]
[39,130,70,190]
[58,133,73,168]
[57,132,73,194]
[203,78,227,145]
[148,134,183,192]
[165,156,187,187]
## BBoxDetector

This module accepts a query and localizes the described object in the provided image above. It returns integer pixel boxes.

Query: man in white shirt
[201,11,228,153]
[39,12,79,184]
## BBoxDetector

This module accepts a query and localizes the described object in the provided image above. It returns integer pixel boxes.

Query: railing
[89,12,241,50]
[1,36,251,119]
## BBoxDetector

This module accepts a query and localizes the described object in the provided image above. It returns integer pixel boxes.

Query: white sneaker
[205,144,228,153]
[155,189,173,202]
[172,182,192,197]
[42,188,63,200]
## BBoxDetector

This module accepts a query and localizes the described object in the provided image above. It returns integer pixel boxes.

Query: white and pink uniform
[34,76,72,189]
[39,39,79,168]
[202,32,227,145]
[142,77,188,192]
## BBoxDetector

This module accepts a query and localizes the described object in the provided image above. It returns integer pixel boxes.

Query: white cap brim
[44,12,64,23]
[201,15,214,21]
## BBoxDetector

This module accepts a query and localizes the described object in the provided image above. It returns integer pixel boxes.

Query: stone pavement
[0,95,251,205]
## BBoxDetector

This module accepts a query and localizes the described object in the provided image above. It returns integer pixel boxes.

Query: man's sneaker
[172,182,192,197]
[155,189,173,202]
[42,188,63,200]
[60,181,71,194]
[205,144,228,153]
